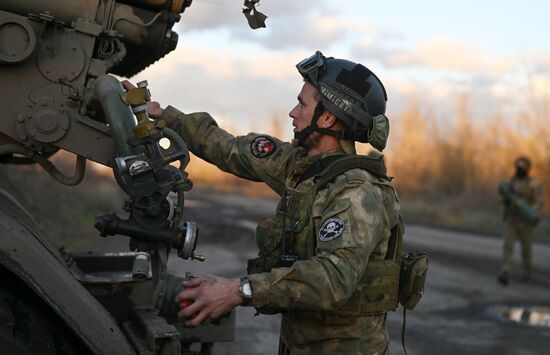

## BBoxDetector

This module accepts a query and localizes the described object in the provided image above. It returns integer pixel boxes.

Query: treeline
[382,95,549,211]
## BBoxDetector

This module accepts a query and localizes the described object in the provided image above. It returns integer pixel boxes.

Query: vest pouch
[288,259,402,323]
[247,217,282,275]
[247,218,286,315]
[358,259,401,315]
[399,251,429,310]
[283,187,310,260]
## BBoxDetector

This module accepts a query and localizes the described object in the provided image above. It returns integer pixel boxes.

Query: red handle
[179,300,193,309]
[179,287,198,318]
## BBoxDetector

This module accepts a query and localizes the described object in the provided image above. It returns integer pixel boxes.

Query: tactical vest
[247,155,406,319]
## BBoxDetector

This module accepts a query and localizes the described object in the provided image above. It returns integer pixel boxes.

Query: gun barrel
[0,0,191,24]
[0,0,99,24]
[117,0,192,14]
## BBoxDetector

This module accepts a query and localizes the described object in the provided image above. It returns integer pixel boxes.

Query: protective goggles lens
[296,51,326,84]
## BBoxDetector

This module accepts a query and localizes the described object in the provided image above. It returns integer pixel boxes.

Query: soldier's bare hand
[120,79,136,91]
[175,274,242,327]
[120,80,165,119]
[145,101,164,119]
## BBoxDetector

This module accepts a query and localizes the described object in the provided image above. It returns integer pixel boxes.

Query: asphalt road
[93,188,550,354]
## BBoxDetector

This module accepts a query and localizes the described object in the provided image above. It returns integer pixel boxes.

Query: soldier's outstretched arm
[161,106,302,194]
[121,80,300,193]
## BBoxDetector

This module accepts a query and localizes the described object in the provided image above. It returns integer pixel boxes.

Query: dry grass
[385,95,550,206]
[383,93,550,236]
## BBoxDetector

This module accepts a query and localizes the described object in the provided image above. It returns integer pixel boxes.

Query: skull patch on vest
[251,136,276,158]
[319,218,345,242]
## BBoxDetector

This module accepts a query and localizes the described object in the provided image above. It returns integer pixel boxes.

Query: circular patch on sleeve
[319,218,345,242]
[251,136,276,158]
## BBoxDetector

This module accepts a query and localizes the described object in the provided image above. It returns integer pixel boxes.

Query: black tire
[0,271,91,355]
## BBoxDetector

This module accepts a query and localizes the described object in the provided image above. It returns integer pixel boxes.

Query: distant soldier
[497,156,543,285]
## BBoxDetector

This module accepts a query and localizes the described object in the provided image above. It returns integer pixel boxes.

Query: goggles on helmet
[296,51,326,85]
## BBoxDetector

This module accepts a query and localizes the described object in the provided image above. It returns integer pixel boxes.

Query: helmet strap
[294,101,358,145]
[313,127,355,140]
[294,101,325,145]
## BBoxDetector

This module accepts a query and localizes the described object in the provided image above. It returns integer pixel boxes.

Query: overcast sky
[129,0,549,140]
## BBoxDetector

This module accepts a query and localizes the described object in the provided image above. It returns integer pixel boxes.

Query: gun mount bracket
[16,101,70,144]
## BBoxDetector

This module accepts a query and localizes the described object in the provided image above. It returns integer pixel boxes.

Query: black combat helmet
[515,156,532,169]
[295,51,389,151]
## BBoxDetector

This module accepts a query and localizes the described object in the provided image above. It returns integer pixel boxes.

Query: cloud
[354,37,516,76]
[178,0,328,32]
[230,10,352,50]
[176,0,361,51]
[130,45,302,135]
[391,38,484,72]
[145,47,237,78]
[129,22,547,137]
[143,44,300,81]
[135,41,518,134]
[383,77,418,96]
[176,0,251,32]
[377,70,526,122]
[352,39,397,67]
[354,41,550,120]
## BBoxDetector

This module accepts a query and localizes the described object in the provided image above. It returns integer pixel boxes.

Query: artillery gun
[0,0,266,354]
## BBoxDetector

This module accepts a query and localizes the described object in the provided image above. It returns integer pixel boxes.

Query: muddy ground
[82,188,550,355]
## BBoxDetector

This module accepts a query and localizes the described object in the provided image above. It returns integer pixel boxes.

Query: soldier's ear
[318,111,337,129]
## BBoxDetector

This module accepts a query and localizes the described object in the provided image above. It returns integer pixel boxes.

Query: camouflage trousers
[278,337,391,355]
[501,220,535,275]
[277,313,390,355]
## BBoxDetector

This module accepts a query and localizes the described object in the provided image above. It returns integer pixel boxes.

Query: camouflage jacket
[502,176,543,221]
[163,107,399,355]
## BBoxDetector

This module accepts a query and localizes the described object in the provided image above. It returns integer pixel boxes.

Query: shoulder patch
[251,136,276,158]
[319,218,345,242]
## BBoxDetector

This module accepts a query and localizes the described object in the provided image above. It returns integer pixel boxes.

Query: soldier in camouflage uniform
[123,51,399,354]
[498,156,543,285]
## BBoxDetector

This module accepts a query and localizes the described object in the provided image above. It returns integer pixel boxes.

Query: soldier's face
[515,160,530,171]
[515,160,530,178]
[289,82,320,136]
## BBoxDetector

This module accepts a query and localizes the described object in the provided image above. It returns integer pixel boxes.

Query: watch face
[242,281,252,298]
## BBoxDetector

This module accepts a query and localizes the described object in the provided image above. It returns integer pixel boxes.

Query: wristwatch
[238,277,253,306]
